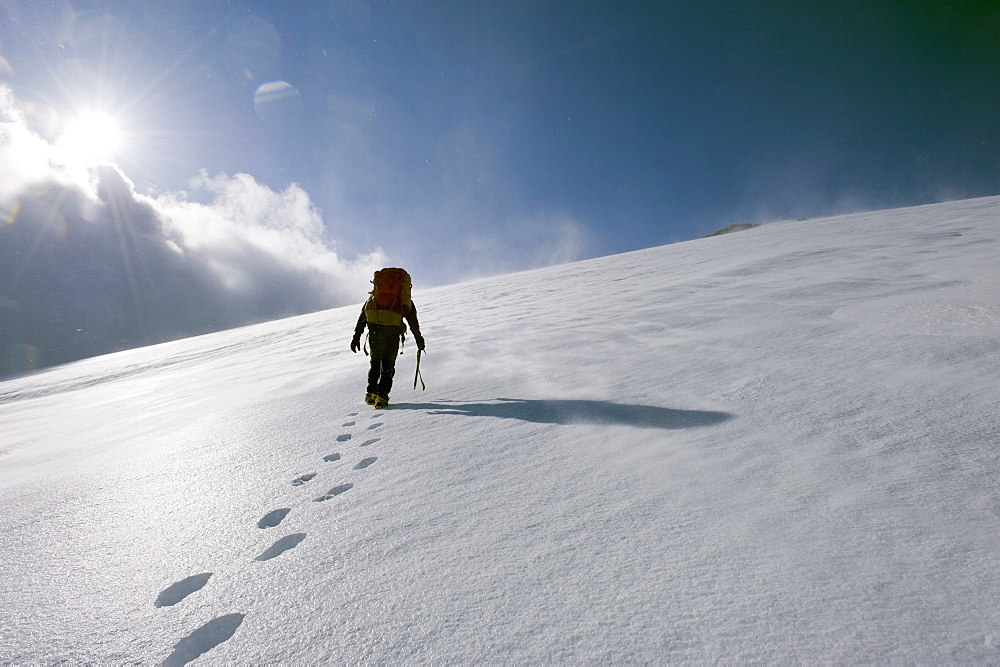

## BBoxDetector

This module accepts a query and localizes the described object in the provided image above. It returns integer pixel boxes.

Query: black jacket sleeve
[404,303,424,348]
[353,306,367,339]
[403,303,421,335]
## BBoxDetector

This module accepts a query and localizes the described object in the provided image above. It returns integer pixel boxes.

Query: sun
[58,111,123,165]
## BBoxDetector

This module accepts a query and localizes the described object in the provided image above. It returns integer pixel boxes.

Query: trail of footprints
[154,411,385,664]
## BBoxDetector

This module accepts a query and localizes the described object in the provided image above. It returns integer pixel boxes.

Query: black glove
[350,336,361,353]
[414,334,425,352]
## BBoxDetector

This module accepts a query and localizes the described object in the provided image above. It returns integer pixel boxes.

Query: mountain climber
[351,268,425,409]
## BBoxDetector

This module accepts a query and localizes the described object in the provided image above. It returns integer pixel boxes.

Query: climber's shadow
[390,398,733,430]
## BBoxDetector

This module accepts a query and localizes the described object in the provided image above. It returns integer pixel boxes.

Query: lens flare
[2,200,20,225]
[7,343,42,374]
[254,81,303,129]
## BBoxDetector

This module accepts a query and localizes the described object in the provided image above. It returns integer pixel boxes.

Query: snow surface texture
[1,196,999,663]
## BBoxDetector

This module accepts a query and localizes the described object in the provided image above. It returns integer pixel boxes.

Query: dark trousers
[367,325,401,398]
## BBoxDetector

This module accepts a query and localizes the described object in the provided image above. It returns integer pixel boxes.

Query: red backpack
[364,268,412,327]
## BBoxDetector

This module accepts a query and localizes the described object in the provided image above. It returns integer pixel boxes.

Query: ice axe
[414,349,426,390]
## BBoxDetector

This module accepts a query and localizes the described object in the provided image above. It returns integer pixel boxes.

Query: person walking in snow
[351,268,425,409]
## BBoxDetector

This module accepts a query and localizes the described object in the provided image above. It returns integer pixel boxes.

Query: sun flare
[58,111,123,165]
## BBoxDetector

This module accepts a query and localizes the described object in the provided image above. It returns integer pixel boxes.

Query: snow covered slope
[2,196,999,663]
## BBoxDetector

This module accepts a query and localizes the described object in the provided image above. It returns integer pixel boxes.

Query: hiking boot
[374,396,389,410]
[365,392,377,405]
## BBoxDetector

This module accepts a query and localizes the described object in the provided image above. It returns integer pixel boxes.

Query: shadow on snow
[390,398,733,430]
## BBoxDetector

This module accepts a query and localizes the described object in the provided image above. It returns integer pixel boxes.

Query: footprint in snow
[359,438,380,447]
[323,452,341,462]
[354,457,378,470]
[313,483,353,502]
[336,433,352,442]
[162,613,245,666]
[155,573,212,608]
[342,421,356,427]
[348,412,358,417]
[291,472,316,486]
[367,422,383,431]
[255,533,307,561]
[257,508,290,529]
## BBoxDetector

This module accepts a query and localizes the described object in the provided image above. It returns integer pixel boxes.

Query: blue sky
[1,0,998,373]
[4,1,998,278]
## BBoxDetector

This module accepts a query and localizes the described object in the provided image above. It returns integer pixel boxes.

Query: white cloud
[0,85,384,375]
[0,86,64,201]
[157,171,383,305]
